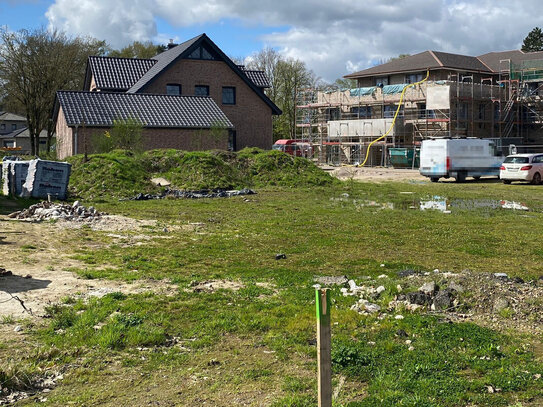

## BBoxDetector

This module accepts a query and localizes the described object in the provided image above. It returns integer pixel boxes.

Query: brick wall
[56,106,74,159]
[141,59,273,150]
[60,125,227,158]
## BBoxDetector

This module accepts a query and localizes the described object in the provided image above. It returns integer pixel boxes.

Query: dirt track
[326,166,428,182]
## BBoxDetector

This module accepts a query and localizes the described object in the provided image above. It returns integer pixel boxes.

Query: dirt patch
[327,166,427,182]
[188,280,245,293]
[0,216,177,318]
[55,214,159,232]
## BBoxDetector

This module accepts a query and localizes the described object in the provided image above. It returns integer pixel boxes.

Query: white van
[419,138,503,182]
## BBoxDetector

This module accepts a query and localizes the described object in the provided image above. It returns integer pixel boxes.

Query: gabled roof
[55,91,234,129]
[345,50,492,79]
[237,66,270,88]
[0,112,27,122]
[0,128,47,139]
[84,56,157,91]
[477,50,543,72]
[127,34,281,115]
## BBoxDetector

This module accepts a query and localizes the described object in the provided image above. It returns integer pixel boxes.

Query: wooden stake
[316,288,332,407]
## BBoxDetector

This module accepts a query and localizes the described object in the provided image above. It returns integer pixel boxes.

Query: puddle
[331,195,531,212]
[417,197,529,212]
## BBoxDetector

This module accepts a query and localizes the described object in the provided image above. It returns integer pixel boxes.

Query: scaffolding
[296,77,514,166]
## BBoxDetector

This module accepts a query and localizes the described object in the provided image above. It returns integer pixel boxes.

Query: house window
[0,124,5,131]
[222,87,236,105]
[166,84,181,95]
[384,105,396,118]
[12,123,17,130]
[406,73,423,84]
[195,85,209,96]
[375,76,389,86]
[228,130,236,151]
[3,140,15,148]
[351,106,372,118]
[458,103,468,120]
[478,104,485,120]
[187,45,217,60]
[327,108,340,120]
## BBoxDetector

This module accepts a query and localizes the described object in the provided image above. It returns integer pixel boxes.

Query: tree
[333,77,357,90]
[522,27,543,52]
[247,48,315,140]
[0,27,107,155]
[109,41,166,59]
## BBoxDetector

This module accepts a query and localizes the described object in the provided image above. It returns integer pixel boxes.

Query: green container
[389,148,419,168]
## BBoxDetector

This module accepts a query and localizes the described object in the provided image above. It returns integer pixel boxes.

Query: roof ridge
[428,50,443,67]
[90,55,156,62]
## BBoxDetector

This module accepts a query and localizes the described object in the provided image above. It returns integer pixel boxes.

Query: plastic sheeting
[382,84,409,94]
[349,87,376,97]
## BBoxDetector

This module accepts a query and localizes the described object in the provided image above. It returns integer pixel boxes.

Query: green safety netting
[510,60,543,81]
[349,86,376,96]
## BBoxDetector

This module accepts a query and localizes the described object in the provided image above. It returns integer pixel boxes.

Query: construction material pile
[130,188,256,200]
[8,201,104,222]
[2,158,71,200]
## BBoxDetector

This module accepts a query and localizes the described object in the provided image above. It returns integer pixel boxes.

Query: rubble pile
[8,201,104,222]
[129,188,256,201]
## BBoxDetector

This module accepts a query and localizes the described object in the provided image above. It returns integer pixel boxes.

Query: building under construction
[296,50,543,166]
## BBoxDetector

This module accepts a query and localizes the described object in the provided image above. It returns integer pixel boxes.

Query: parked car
[500,153,543,184]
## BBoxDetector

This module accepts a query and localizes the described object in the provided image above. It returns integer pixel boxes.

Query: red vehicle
[272,139,312,157]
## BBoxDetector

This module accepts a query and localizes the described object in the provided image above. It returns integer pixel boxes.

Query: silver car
[500,154,543,184]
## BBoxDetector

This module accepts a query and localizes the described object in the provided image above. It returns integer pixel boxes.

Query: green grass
[3,179,543,406]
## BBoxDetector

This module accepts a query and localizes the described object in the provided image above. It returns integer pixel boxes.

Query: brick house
[54,33,281,159]
[0,111,47,153]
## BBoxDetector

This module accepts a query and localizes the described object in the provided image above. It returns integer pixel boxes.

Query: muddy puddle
[331,195,532,212]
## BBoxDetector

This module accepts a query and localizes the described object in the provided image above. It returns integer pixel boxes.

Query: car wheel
[532,172,541,185]
[456,171,467,183]
[430,177,439,183]
[503,180,511,184]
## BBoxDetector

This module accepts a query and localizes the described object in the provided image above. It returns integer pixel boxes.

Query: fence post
[316,288,332,407]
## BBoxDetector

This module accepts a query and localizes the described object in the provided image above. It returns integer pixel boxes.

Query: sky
[1,0,543,82]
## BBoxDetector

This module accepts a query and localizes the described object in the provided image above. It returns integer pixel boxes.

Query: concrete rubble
[8,201,104,222]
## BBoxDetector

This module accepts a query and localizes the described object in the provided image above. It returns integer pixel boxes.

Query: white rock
[72,200,80,207]
[14,325,22,332]
[408,346,415,351]
[377,274,388,279]
[364,303,381,313]
[395,315,404,320]
[396,284,403,292]
[380,264,385,267]
[376,286,386,294]
[405,339,412,345]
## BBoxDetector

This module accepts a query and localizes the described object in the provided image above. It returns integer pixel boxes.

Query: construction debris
[129,188,256,200]
[8,201,104,222]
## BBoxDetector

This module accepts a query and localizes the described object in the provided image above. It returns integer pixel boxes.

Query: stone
[397,269,416,277]
[493,272,509,280]
[72,200,80,207]
[396,284,403,292]
[14,325,22,332]
[275,253,287,260]
[314,275,349,286]
[376,286,386,294]
[395,315,404,320]
[492,297,509,313]
[447,281,464,293]
[512,277,524,284]
[433,289,454,310]
[364,303,381,313]
[406,291,432,306]
[396,329,408,338]
[419,281,437,295]
[377,274,388,279]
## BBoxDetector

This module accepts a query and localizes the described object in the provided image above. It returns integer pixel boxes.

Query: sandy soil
[0,216,177,319]
[325,166,428,182]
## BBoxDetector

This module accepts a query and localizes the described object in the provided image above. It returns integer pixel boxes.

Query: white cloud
[45,0,543,81]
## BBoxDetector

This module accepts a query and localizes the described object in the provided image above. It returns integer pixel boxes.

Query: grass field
[1,179,543,406]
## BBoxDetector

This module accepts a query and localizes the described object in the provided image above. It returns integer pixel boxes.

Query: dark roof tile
[56,91,233,129]
[88,56,157,91]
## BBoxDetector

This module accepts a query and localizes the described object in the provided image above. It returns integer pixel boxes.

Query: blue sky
[1,0,543,82]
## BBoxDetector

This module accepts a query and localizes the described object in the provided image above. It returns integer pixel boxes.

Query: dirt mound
[68,148,334,199]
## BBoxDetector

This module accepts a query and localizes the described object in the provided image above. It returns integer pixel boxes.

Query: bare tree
[0,27,107,155]
[247,48,315,140]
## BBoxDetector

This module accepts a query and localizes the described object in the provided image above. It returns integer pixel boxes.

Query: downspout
[74,124,79,155]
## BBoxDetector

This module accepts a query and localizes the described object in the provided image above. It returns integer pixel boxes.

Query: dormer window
[166,84,181,95]
[195,85,209,96]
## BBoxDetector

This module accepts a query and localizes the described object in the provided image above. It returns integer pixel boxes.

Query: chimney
[167,39,177,49]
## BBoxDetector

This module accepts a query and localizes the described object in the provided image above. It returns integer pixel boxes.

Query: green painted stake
[316,288,332,407]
